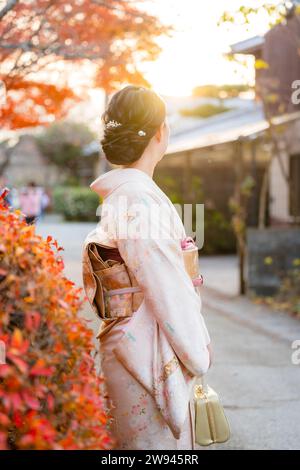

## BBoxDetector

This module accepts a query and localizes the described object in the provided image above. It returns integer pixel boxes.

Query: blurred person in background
[0,175,12,207]
[38,187,51,220]
[19,181,43,225]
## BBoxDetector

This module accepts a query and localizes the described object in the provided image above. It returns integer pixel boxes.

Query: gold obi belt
[84,237,203,338]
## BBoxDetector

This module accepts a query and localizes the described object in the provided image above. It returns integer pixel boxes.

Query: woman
[83,85,212,450]
[19,182,43,225]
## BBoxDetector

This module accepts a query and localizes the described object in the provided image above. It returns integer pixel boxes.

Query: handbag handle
[197,374,208,393]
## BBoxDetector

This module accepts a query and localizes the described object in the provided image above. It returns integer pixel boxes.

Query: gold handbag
[194,377,230,446]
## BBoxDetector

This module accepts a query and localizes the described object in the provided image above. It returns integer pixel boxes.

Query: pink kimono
[83,168,211,450]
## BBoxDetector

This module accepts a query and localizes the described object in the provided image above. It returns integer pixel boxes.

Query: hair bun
[100,85,166,165]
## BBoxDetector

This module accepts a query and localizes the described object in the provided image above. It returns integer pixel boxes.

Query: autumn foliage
[0,193,113,450]
[0,0,170,130]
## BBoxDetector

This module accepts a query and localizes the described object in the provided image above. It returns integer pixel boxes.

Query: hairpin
[138,130,146,136]
[106,120,122,129]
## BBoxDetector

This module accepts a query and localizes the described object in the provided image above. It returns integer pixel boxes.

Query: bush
[53,186,100,221]
[179,103,232,118]
[255,259,300,317]
[203,209,236,255]
[277,262,300,316]
[0,193,113,449]
[155,174,236,254]
[36,121,97,184]
[192,84,251,99]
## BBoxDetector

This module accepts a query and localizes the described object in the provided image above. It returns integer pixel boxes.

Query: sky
[40,0,281,100]
[23,0,282,129]
[138,0,281,96]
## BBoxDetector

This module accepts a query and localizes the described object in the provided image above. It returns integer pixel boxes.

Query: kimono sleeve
[115,190,211,377]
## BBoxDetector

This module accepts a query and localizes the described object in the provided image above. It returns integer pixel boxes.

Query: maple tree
[0,191,114,449]
[0,0,171,130]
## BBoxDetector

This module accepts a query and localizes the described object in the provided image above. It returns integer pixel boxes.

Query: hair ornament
[106,119,122,129]
[138,130,146,136]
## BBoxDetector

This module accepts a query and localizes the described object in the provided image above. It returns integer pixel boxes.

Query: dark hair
[100,85,166,165]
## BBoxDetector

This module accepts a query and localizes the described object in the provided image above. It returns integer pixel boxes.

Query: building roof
[166,107,300,155]
[76,104,300,158]
[230,35,264,55]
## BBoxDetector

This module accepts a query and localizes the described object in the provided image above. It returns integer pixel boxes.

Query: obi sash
[82,237,203,340]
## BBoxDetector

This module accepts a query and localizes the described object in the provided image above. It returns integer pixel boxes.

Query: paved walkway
[201,289,300,450]
[37,220,101,339]
[200,255,239,297]
[37,220,300,449]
